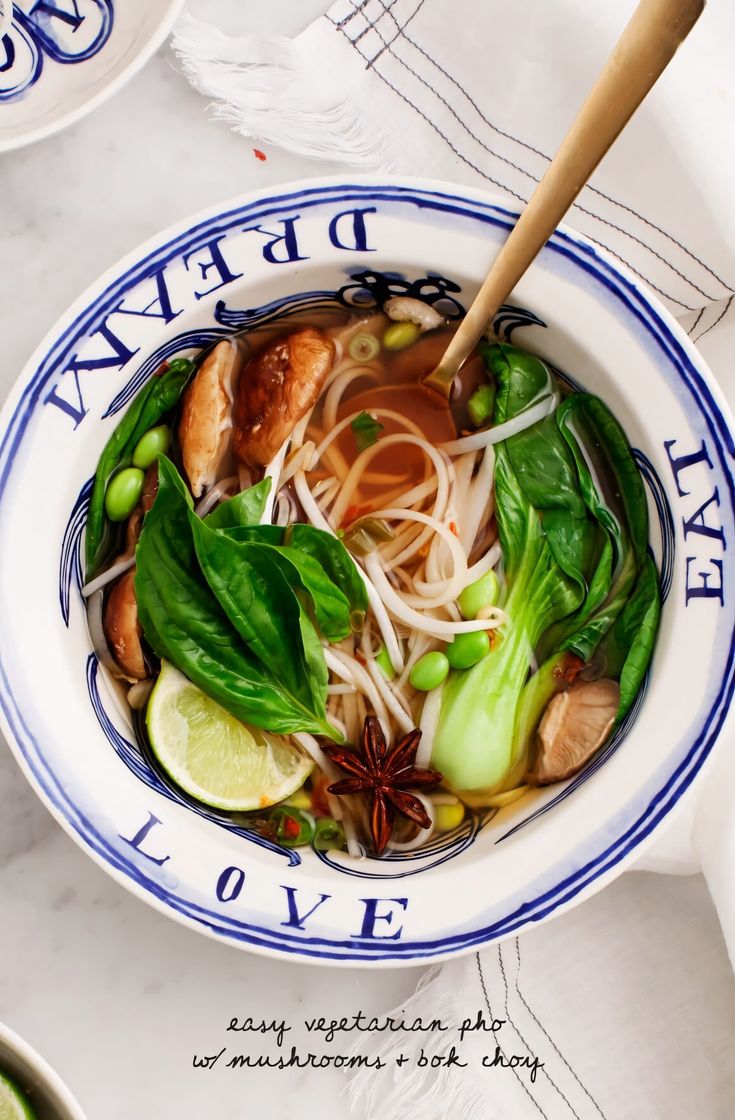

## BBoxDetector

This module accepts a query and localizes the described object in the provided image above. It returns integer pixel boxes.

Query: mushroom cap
[103,569,147,681]
[233,327,334,468]
[179,339,241,498]
[527,677,620,785]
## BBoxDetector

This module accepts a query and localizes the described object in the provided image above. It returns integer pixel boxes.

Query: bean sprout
[440,392,558,454]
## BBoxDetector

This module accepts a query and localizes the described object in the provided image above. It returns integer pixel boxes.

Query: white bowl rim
[0,174,733,967]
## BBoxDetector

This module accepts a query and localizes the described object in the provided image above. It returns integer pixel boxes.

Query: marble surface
[0,3,733,1118]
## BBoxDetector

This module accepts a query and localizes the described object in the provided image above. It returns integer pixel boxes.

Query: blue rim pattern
[1,182,733,962]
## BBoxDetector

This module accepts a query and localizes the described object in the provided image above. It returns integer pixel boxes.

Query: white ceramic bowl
[1,177,733,966]
[0,0,183,153]
[0,1023,86,1119]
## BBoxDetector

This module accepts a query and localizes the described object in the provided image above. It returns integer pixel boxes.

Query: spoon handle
[424,0,705,396]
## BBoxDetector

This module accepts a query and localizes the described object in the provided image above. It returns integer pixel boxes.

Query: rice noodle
[458,446,495,553]
[464,539,502,585]
[360,627,414,734]
[416,685,444,767]
[369,508,469,610]
[194,474,237,519]
[364,553,505,638]
[279,441,315,487]
[261,439,289,524]
[332,432,450,549]
[81,553,135,598]
[324,648,391,742]
[322,364,380,431]
[274,490,296,527]
[311,408,425,475]
[440,392,558,454]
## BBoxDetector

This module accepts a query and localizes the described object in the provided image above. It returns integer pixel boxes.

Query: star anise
[323,716,443,855]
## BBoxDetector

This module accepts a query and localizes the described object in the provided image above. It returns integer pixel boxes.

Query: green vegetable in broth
[351,410,384,451]
[467,382,496,428]
[86,357,194,578]
[203,478,272,529]
[135,458,340,739]
[432,343,660,796]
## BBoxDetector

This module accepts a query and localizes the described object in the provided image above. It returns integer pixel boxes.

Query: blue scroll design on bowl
[0,2,114,102]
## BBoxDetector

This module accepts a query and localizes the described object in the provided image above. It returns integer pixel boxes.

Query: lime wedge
[0,1072,38,1120]
[146,661,313,811]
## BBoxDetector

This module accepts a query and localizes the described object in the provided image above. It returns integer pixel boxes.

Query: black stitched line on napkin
[514,942,608,1120]
[692,293,734,344]
[370,0,733,301]
[688,306,706,338]
[388,19,733,298]
[497,944,584,1120]
[364,2,706,311]
[332,18,699,311]
[477,952,550,1118]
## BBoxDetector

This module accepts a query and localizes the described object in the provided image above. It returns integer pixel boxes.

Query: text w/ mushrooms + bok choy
[83,302,660,858]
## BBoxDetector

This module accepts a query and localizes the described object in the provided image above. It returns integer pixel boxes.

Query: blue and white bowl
[0,177,732,965]
[0,0,183,152]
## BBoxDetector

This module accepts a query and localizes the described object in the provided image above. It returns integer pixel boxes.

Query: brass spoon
[422,0,705,400]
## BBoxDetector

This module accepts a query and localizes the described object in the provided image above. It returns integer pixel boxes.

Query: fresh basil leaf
[86,358,194,578]
[136,457,337,737]
[351,410,384,451]
[189,515,325,713]
[222,527,353,641]
[204,478,272,530]
[286,523,368,620]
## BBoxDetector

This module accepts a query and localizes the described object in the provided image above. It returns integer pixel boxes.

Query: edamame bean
[105,467,144,522]
[409,651,449,691]
[383,321,420,351]
[132,425,170,470]
[435,801,465,831]
[446,629,491,669]
[458,570,500,620]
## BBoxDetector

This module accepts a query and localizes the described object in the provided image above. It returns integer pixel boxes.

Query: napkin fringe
[171,14,389,166]
[347,965,493,1120]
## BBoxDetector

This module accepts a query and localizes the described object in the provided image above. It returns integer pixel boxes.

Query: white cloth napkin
[172,2,735,1114]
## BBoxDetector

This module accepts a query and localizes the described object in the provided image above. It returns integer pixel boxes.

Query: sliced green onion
[342,516,395,557]
[313,817,346,851]
[351,410,384,451]
[467,382,496,428]
[348,332,381,362]
[268,806,315,847]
